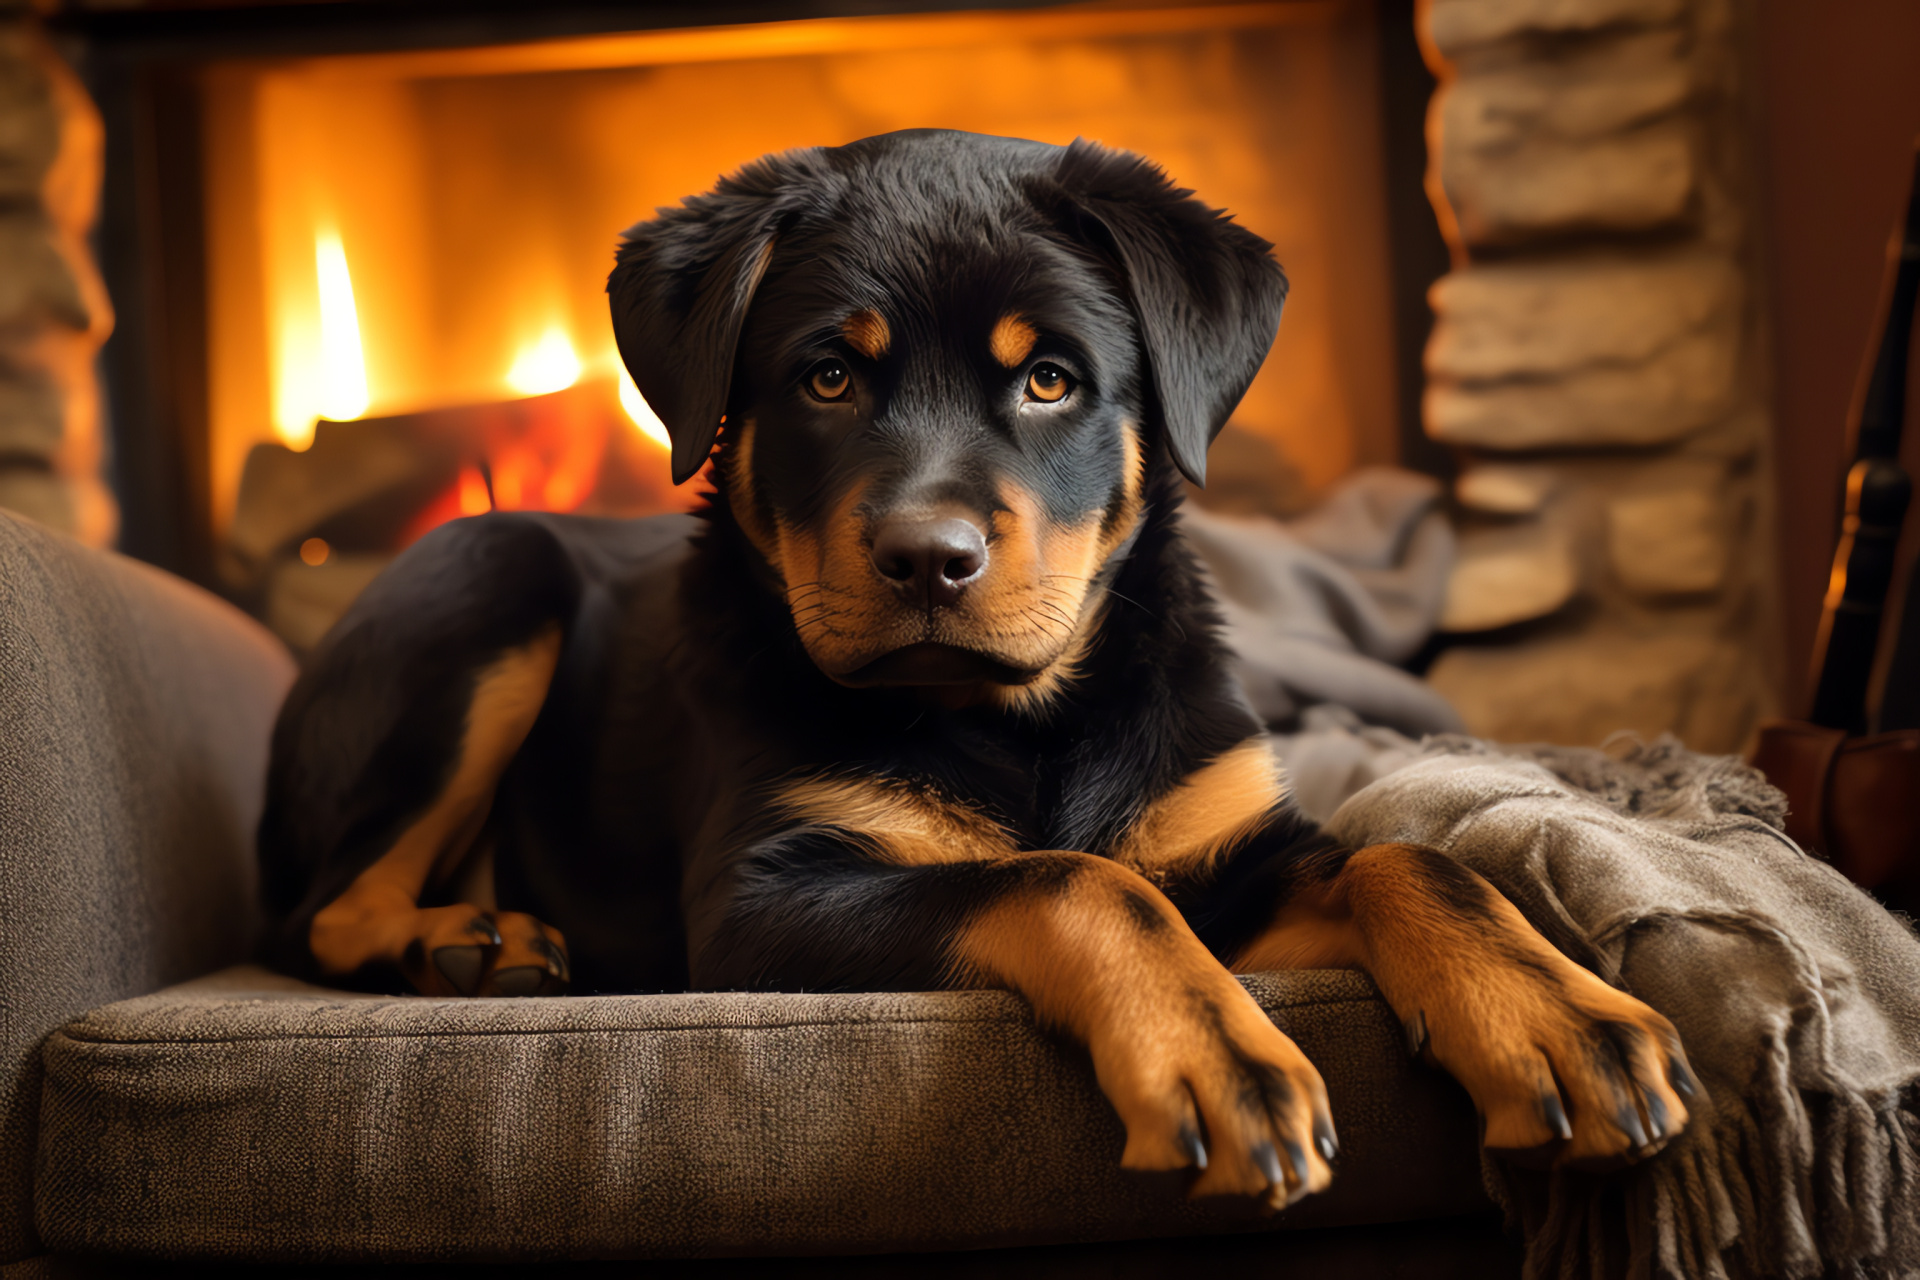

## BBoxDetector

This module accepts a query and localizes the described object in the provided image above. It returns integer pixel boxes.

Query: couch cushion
[0,513,295,1264]
[36,965,1488,1263]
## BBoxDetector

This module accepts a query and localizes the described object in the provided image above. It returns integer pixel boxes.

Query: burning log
[224,378,691,650]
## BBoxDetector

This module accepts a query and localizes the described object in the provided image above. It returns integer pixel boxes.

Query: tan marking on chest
[990,313,1039,368]
[841,309,891,360]
[1112,738,1286,879]
[771,774,1016,866]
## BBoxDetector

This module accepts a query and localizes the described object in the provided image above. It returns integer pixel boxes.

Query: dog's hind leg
[260,513,578,997]
[304,625,570,997]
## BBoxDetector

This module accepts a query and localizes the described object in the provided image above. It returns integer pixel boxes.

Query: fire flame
[618,373,672,451]
[457,465,493,517]
[506,327,584,397]
[313,232,370,425]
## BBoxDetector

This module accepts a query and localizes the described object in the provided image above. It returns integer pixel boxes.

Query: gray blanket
[1184,467,1463,738]
[1324,735,1920,1280]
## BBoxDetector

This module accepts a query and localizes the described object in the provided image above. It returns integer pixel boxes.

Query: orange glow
[298,536,330,565]
[507,327,584,397]
[457,465,493,516]
[619,374,672,451]
[203,3,1397,534]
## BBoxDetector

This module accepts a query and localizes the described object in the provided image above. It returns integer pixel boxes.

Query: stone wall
[1418,0,1778,753]
[0,14,114,547]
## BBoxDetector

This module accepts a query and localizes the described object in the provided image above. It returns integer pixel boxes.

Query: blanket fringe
[1486,1072,1920,1279]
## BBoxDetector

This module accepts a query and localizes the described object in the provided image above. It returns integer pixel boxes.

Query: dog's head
[610,130,1284,702]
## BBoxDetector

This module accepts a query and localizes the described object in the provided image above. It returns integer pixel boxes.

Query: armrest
[0,511,294,1262]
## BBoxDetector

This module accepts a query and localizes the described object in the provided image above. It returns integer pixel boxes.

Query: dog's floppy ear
[1053,139,1287,487]
[608,150,824,484]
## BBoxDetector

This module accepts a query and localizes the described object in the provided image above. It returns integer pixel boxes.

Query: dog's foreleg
[1234,842,1697,1169]
[702,841,1337,1207]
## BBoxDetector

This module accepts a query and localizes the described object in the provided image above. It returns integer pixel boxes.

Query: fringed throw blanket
[1325,737,1920,1280]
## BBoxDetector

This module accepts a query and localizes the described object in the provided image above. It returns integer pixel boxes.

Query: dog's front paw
[1094,977,1337,1209]
[400,907,570,998]
[1417,953,1696,1170]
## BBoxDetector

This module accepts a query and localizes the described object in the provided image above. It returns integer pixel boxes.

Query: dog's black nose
[870,517,988,609]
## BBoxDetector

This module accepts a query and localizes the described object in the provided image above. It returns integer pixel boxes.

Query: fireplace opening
[70,0,1439,649]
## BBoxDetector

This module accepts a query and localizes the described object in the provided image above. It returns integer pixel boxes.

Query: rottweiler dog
[260,129,1696,1207]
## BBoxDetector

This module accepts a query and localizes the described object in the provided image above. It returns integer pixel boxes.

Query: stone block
[0,463,73,534]
[1439,34,1691,151]
[1431,28,1699,245]
[1606,481,1728,596]
[1426,627,1762,753]
[0,372,61,460]
[0,209,89,331]
[1426,0,1687,57]
[1438,117,1695,245]
[1455,464,1557,515]
[0,23,57,203]
[1440,523,1579,631]
[1426,322,1738,449]
[1428,253,1739,381]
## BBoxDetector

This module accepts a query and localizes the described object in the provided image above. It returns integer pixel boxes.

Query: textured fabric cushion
[0,513,296,1263]
[36,965,1488,1262]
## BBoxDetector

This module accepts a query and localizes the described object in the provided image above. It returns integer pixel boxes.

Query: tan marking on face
[1232,843,1697,1168]
[777,479,902,674]
[771,773,1013,866]
[841,309,891,361]
[989,313,1038,368]
[978,425,1146,713]
[985,596,1108,716]
[952,851,1334,1203]
[782,422,1143,696]
[966,483,1090,674]
[309,627,566,980]
[1112,738,1286,879]
[723,418,782,575]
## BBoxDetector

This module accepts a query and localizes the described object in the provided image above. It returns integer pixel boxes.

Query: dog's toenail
[1643,1089,1669,1139]
[1253,1141,1284,1188]
[1617,1103,1649,1149]
[1282,1139,1310,1184]
[1179,1124,1208,1170]
[1542,1093,1572,1141]
[1314,1115,1339,1163]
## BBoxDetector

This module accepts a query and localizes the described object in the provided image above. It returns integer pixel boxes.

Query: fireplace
[24,0,1786,752]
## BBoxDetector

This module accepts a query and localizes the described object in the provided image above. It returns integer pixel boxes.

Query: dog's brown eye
[1026,364,1072,404]
[808,361,851,402]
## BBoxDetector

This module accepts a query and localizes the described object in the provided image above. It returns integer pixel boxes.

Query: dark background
[1755,0,1920,717]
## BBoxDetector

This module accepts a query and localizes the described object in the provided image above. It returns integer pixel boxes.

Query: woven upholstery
[36,966,1486,1262]
[0,513,295,1262]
